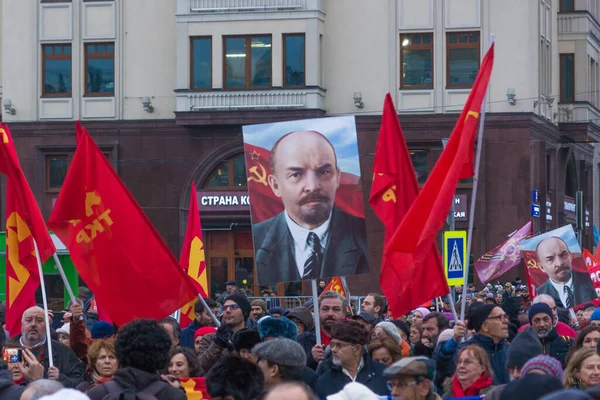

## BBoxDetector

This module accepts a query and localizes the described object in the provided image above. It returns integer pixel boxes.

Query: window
[446,32,480,88]
[224,35,272,88]
[283,34,305,87]
[559,0,574,12]
[46,155,68,191]
[409,151,428,185]
[42,44,72,97]
[400,33,433,89]
[190,37,211,89]
[560,54,574,103]
[85,43,115,96]
[205,154,248,189]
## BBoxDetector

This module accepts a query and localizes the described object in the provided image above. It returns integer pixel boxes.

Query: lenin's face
[536,237,573,284]
[268,131,340,230]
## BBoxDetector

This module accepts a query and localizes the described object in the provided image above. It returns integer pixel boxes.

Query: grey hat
[351,312,378,326]
[252,338,306,368]
[384,356,436,381]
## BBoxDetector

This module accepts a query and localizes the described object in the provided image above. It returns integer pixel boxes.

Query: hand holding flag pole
[460,35,495,321]
[32,239,53,367]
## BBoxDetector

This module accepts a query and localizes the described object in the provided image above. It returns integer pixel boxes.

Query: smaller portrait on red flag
[242,116,369,285]
[519,224,597,309]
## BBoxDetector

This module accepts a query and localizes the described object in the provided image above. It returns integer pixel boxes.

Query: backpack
[101,379,170,400]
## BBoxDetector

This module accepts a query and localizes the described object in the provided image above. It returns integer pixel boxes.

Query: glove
[214,324,232,349]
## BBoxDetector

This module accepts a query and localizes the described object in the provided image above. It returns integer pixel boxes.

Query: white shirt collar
[284,212,331,249]
[549,277,573,291]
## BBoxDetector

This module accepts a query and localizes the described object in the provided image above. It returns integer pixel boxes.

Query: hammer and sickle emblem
[382,185,397,203]
[248,163,268,186]
[464,110,480,122]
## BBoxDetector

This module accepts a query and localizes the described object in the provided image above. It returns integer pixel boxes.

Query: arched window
[205,154,247,189]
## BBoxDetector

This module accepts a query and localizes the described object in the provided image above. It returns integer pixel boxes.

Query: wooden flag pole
[33,239,54,367]
[312,279,321,346]
[461,35,495,321]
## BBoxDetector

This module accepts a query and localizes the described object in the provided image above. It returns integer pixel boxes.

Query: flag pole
[52,253,76,306]
[311,279,322,346]
[197,295,221,328]
[340,277,354,316]
[461,35,495,321]
[448,292,459,322]
[33,239,54,367]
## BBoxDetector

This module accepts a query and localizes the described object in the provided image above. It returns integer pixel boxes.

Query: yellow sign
[443,231,467,287]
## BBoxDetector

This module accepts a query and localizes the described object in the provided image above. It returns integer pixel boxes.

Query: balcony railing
[175,88,325,112]
[556,102,600,124]
[558,12,600,44]
[190,0,307,12]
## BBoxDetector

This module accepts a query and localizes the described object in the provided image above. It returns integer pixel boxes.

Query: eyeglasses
[387,380,418,391]
[222,304,241,311]
[456,359,477,367]
[330,341,353,350]
[487,313,508,322]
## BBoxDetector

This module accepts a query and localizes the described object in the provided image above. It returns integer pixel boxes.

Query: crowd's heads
[56,323,70,347]
[367,337,403,366]
[233,328,262,363]
[286,307,314,334]
[194,326,217,354]
[253,338,306,388]
[224,294,251,321]
[421,312,450,346]
[318,291,347,333]
[590,308,600,326]
[520,355,564,380]
[372,322,401,344]
[361,293,386,317]
[194,297,217,326]
[499,374,564,400]
[159,317,181,349]
[258,316,298,341]
[351,312,378,331]
[455,345,494,383]
[412,307,430,324]
[528,303,554,339]
[269,307,285,318]
[564,348,600,389]
[206,356,264,400]
[391,320,411,341]
[20,379,63,400]
[21,306,47,346]
[91,321,114,340]
[264,382,317,400]
[251,299,268,320]
[115,319,172,373]
[506,329,543,380]
[575,326,600,351]
[384,357,436,399]
[168,347,202,379]
[330,320,370,346]
[326,382,380,400]
[87,339,118,379]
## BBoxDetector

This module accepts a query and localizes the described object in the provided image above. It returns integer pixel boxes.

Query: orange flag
[0,125,56,336]
[180,378,211,399]
[48,122,197,326]
[179,183,209,329]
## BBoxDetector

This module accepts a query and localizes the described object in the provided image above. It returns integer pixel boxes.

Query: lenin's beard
[298,193,333,226]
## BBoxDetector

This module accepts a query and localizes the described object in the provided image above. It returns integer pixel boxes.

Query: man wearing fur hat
[197,294,251,371]
[314,320,389,398]
[524,302,572,367]
[384,357,440,400]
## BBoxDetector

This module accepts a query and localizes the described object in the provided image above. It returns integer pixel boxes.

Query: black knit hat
[391,320,411,339]
[506,329,543,369]
[330,320,370,346]
[225,294,251,321]
[528,303,553,324]
[232,328,261,352]
[467,303,496,332]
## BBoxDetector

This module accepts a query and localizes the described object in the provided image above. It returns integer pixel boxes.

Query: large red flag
[179,183,209,329]
[385,44,494,314]
[48,122,197,326]
[0,125,56,336]
[369,94,447,318]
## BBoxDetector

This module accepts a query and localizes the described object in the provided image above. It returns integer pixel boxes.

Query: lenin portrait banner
[242,116,370,285]
[519,224,597,309]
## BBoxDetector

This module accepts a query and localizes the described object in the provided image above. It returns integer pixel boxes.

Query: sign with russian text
[198,190,250,212]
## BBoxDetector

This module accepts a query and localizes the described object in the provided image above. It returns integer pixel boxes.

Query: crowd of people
[5,278,600,399]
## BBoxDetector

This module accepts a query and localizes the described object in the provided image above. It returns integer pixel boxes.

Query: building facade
[1,0,599,297]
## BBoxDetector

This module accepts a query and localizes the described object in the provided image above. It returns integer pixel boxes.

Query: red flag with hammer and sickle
[179,183,209,329]
[48,122,198,326]
[0,124,56,336]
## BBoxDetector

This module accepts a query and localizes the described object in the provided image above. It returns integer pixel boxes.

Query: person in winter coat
[314,320,390,398]
[434,304,510,385]
[442,345,495,398]
[75,339,118,393]
[180,298,216,350]
[86,319,186,400]
[527,303,573,368]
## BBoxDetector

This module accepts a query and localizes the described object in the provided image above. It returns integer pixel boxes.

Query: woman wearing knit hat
[372,321,411,357]
[412,308,430,325]
[193,327,217,355]
[564,348,600,389]
[443,345,494,398]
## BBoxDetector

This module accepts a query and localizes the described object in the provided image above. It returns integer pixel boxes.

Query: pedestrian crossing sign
[444,231,467,287]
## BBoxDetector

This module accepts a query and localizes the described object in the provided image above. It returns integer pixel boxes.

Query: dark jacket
[86,367,186,400]
[301,366,318,391]
[297,330,318,370]
[535,326,573,368]
[314,353,390,398]
[253,207,369,284]
[434,334,510,385]
[0,366,24,399]
[536,270,598,308]
[180,319,204,350]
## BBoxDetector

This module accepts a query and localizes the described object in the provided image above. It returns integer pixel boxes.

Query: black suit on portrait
[252,207,370,285]
[535,270,598,308]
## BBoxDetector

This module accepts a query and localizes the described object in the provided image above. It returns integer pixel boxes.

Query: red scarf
[451,373,493,397]
[321,329,332,347]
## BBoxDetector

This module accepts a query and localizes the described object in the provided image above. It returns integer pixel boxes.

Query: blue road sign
[531,204,540,218]
[444,231,466,286]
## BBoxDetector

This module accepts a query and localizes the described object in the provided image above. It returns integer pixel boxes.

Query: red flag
[179,183,209,328]
[180,377,211,399]
[474,221,533,285]
[0,125,56,336]
[48,122,197,326]
[385,44,495,316]
[244,143,365,223]
[369,93,447,318]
